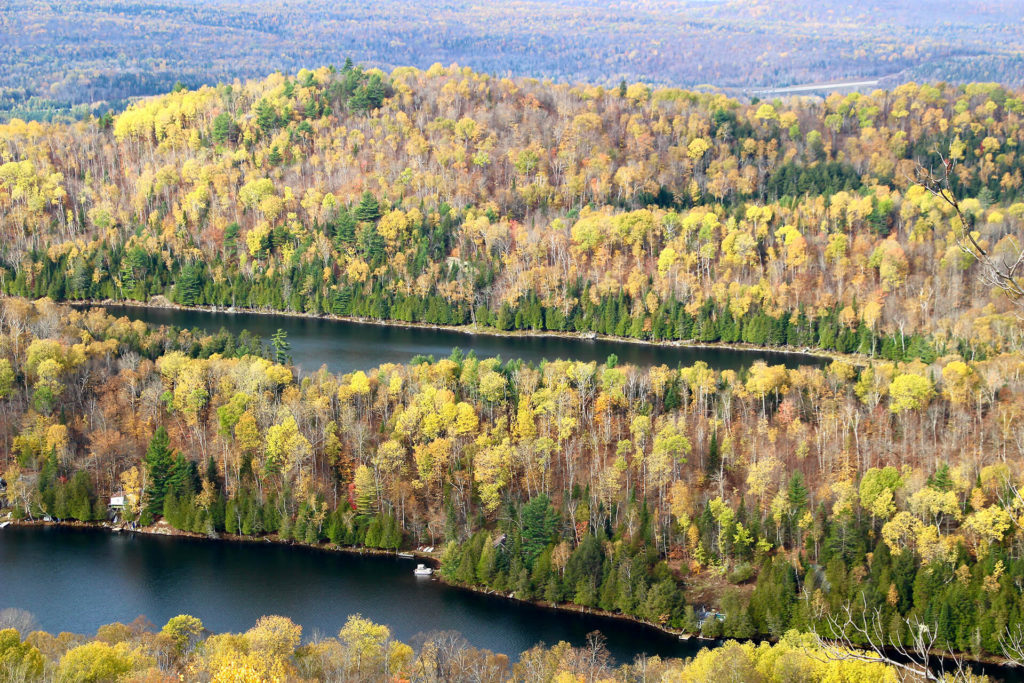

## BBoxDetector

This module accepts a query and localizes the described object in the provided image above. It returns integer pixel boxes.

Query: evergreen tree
[255,99,279,133]
[354,191,381,223]
[928,464,954,492]
[270,329,291,365]
[211,112,237,144]
[706,429,720,476]
[145,427,175,515]
[521,494,558,567]
[175,263,204,306]
[266,145,283,166]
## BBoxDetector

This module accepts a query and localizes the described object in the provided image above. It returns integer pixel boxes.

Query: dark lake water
[1,527,1019,679]
[84,304,826,375]
[0,525,701,664]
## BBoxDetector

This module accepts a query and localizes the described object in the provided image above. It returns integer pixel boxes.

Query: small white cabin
[109,495,126,509]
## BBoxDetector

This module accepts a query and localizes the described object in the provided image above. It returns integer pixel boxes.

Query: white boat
[397,551,414,558]
[0,521,10,529]
[413,563,433,576]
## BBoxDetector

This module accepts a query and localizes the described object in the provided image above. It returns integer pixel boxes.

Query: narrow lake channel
[81,303,826,374]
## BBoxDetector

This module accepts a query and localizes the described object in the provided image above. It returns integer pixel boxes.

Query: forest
[2,64,1024,366]
[3,0,1024,122]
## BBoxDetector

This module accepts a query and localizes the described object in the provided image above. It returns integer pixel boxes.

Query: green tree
[145,427,175,515]
[255,99,279,133]
[354,191,381,223]
[270,329,291,365]
[175,263,204,306]
[211,112,237,144]
[349,73,387,111]
[521,494,558,567]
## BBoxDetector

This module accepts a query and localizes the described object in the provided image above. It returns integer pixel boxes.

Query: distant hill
[2,64,1023,360]
[2,0,1024,121]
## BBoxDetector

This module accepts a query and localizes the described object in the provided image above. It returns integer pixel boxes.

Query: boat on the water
[413,563,433,576]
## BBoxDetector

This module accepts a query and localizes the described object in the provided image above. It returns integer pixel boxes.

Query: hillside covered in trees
[3,0,1024,122]
[2,65,1024,362]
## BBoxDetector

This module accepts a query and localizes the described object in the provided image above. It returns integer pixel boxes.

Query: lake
[81,303,826,375]
[0,525,701,664]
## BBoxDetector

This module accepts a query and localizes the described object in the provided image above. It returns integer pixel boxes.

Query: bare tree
[0,608,38,637]
[577,631,613,683]
[911,156,1024,308]
[998,623,1024,670]
[808,594,971,682]
[410,630,509,683]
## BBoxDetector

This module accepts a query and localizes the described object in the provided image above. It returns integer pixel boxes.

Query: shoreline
[66,296,841,365]
[3,517,1018,672]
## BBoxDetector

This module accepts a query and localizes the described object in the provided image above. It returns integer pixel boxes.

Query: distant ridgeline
[4,0,1024,121]
[1,65,1023,365]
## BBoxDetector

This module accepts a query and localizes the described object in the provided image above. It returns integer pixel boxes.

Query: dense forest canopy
[2,0,1024,121]
[2,295,1024,674]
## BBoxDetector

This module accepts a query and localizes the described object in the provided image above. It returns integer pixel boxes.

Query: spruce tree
[928,464,954,492]
[211,112,236,144]
[145,427,174,515]
[706,429,720,476]
[353,191,381,223]
[255,99,279,133]
[521,494,557,566]
[267,145,282,166]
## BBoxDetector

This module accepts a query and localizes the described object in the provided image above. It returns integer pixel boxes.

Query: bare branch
[807,593,973,682]
[909,157,1024,310]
